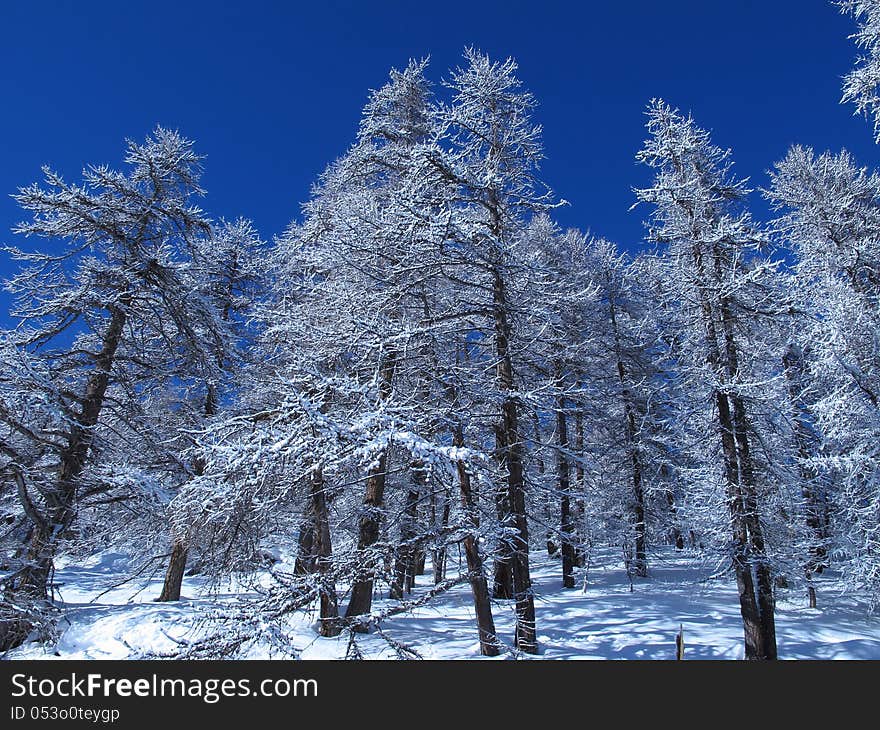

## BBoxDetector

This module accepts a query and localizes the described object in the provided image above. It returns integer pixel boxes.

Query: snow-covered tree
[519,217,596,589]
[839,1,880,142]
[427,48,559,653]
[0,128,227,650]
[156,217,265,602]
[767,144,880,599]
[634,100,782,660]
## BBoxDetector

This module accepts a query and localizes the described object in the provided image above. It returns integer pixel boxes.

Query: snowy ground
[7,547,880,660]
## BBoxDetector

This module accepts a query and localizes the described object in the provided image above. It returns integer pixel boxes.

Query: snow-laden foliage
[634,100,788,659]
[767,145,880,597]
[839,1,880,142]
[0,128,245,649]
[7,27,880,661]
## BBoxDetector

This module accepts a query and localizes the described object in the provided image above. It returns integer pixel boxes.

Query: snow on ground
[7,547,880,660]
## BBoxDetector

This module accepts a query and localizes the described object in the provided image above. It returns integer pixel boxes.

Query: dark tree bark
[454,426,500,656]
[344,451,389,623]
[157,540,189,602]
[728,386,777,660]
[492,487,514,599]
[15,304,127,597]
[491,390,514,599]
[344,350,397,623]
[2,303,128,650]
[554,363,576,589]
[573,404,587,568]
[717,260,777,660]
[310,468,341,637]
[293,506,317,577]
[490,268,537,653]
[431,489,450,584]
[390,465,422,599]
[716,383,777,660]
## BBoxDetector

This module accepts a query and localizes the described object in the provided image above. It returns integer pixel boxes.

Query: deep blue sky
[0,0,875,318]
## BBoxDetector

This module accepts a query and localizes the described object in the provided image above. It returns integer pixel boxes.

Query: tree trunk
[491,268,537,653]
[690,238,777,661]
[554,365,576,589]
[713,297,776,655]
[1,303,128,651]
[344,349,397,624]
[390,468,421,599]
[717,275,776,660]
[492,399,514,598]
[344,451,389,624]
[311,468,341,637]
[431,492,450,584]
[492,486,514,599]
[13,305,127,597]
[157,540,188,602]
[716,387,771,659]
[631,470,648,578]
[729,389,777,660]
[573,405,587,568]
[294,506,317,576]
[454,426,499,656]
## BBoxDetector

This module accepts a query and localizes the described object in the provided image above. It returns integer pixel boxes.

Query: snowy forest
[3,1,880,661]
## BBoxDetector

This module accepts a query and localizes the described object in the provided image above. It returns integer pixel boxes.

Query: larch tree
[156,217,265,602]
[519,216,596,589]
[634,100,781,660]
[839,0,880,142]
[430,48,559,653]
[0,128,226,650]
[767,145,880,599]
[581,239,676,579]
[288,58,443,624]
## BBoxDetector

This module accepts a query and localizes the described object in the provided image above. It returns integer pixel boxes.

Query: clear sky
[0,0,875,313]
